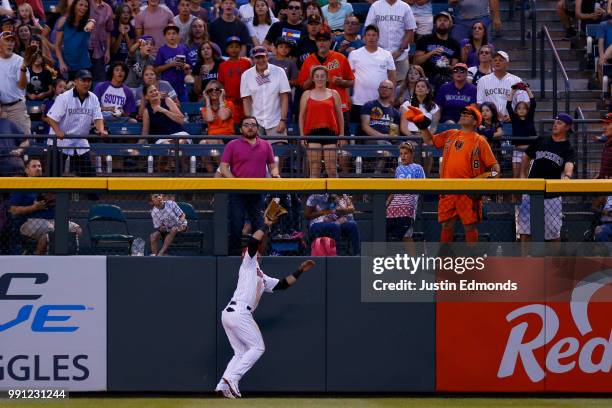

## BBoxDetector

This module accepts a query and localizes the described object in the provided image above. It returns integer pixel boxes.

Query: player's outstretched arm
[273,260,316,291]
[247,216,275,258]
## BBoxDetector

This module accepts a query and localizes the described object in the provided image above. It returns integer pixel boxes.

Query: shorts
[394,58,409,84]
[437,194,483,225]
[20,218,80,240]
[512,150,525,164]
[306,128,338,146]
[515,194,563,240]
[386,216,414,241]
[156,131,192,145]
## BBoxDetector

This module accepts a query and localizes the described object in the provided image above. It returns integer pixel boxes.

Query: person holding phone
[155,24,190,101]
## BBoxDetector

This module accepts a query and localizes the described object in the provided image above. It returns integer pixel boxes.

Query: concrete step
[510,59,580,69]
[533,100,598,110]
[512,68,591,80]
[528,78,591,91]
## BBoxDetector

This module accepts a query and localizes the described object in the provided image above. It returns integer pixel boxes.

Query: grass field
[2,397,612,408]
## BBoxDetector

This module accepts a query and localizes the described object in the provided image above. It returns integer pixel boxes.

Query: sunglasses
[452,68,467,73]
[379,85,394,90]
[287,5,301,10]
[206,87,221,93]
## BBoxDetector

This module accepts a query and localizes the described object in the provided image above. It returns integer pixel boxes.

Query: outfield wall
[2,256,612,393]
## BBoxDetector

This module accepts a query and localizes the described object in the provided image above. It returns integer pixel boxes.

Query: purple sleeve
[266,141,274,164]
[123,85,136,114]
[93,82,110,101]
[460,38,469,47]
[434,85,446,106]
[155,48,165,66]
[220,140,234,164]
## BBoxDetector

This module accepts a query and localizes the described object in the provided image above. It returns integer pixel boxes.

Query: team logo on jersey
[326,60,340,70]
[454,140,464,150]
[370,107,384,120]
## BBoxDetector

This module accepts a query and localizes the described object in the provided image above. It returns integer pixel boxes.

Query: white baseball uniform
[216,251,279,391]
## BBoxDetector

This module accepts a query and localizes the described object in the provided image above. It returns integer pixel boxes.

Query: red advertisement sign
[436,257,612,392]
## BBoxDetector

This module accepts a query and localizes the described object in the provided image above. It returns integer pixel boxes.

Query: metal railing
[530,0,537,78]
[574,107,589,179]
[540,25,571,117]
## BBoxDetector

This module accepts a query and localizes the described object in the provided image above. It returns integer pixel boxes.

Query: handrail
[530,0,537,77]
[574,107,588,179]
[540,25,571,117]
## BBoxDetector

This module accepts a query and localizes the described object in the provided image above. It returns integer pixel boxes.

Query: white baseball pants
[218,305,266,385]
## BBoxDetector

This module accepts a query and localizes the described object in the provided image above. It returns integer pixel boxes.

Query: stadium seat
[106,123,143,135]
[168,202,205,254]
[87,204,135,255]
[351,3,369,19]
[181,102,202,116]
[502,123,513,136]
[184,122,204,135]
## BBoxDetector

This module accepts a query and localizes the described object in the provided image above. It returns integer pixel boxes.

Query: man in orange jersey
[404,104,500,242]
[298,26,354,135]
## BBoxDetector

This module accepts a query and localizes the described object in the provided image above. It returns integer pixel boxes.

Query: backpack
[311,237,337,256]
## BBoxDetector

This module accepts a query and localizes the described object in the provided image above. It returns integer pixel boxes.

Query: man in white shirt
[348,25,396,123]
[476,50,529,121]
[46,70,108,176]
[241,46,291,138]
[0,31,30,134]
[364,0,416,83]
[215,214,315,399]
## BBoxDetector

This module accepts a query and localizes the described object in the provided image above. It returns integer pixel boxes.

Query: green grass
[1,398,611,408]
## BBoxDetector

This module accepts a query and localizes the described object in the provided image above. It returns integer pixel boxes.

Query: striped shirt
[476,72,529,117]
[151,200,186,231]
[365,0,417,61]
[47,89,103,156]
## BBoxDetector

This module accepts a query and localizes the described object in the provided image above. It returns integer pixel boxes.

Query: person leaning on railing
[404,104,500,243]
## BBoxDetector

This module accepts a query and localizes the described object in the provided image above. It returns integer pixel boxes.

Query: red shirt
[298,51,354,112]
[218,57,251,124]
[220,137,274,178]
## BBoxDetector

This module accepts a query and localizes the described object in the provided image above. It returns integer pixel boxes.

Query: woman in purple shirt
[460,21,493,68]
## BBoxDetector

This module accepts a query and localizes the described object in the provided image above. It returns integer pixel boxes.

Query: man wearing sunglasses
[405,104,500,243]
[264,0,305,58]
[435,62,477,124]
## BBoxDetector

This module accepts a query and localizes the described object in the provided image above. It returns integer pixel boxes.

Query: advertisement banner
[0,256,107,391]
[437,256,612,392]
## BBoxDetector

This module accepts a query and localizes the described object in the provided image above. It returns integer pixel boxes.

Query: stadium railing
[540,25,571,117]
[0,178,610,256]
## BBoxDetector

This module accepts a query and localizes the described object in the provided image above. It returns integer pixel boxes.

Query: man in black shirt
[516,113,576,242]
[413,11,460,90]
[296,14,321,68]
[264,0,305,58]
[209,0,251,57]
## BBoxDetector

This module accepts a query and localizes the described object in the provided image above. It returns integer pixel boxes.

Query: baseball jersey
[432,129,498,179]
[476,72,529,117]
[298,51,354,112]
[232,253,279,311]
[364,0,417,61]
[240,64,291,129]
[46,88,103,156]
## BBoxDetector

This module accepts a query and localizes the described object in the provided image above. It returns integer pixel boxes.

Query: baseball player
[215,215,316,399]
[404,105,500,242]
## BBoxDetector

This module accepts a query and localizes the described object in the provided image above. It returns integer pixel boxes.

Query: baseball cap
[226,35,243,45]
[434,11,453,24]
[163,24,179,34]
[307,14,322,25]
[139,35,155,44]
[556,113,573,126]
[75,69,93,80]
[602,113,612,123]
[275,36,296,48]
[0,31,15,41]
[493,50,510,62]
[461,105,482,126]
[251,45,267,58]
[315,28,332,41]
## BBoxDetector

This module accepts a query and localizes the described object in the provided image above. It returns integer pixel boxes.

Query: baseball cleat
[223,377,241,398]
[217,389,235,399]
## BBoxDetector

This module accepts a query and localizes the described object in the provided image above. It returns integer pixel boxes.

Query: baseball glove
[404,106,431,130]
[263,198,288,224]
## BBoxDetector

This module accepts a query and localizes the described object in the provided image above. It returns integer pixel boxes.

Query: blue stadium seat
[352,3,369,18]
[501,123,513,136]
[87,204,134,255]
[169,202,205,254]
[184,122,204,135]
[181,102,202,116]
[432,3,449,14]
[106,123,143,135]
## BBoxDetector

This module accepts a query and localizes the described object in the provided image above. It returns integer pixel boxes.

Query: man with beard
[413,11,461,90]
[220,116,280,255]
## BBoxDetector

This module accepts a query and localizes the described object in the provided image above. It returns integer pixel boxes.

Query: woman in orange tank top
[298,65,344,178]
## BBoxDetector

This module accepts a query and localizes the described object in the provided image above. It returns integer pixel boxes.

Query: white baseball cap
[494,50,510,62]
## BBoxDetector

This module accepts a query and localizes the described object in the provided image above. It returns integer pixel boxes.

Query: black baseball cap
[75,69,93,80]
[163,24,180,34]
[275,36,296,48]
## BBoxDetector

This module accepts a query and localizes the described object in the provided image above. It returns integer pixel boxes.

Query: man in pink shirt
[135,0,174,57]
[220,116,280,254]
